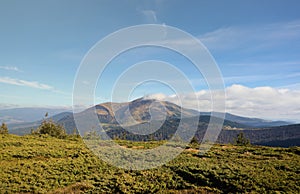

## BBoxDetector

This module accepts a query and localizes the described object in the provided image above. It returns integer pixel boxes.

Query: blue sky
[0,0,300,121]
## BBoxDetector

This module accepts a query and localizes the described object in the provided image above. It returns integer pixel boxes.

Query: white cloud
[144,93,167,101]
[0,77,53,90]
[0,66,21,72]
[145,84,300,122]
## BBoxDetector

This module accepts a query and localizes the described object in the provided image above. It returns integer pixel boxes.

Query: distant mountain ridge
[3,99,291,128]
[8,112,73,135]
[0,107,70,124]
[201,112,291,128]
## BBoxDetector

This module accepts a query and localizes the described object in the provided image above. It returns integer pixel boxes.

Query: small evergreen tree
[83,130,100,140]
[190,136,199,144]
[72,128,77,135]
[173,134,182,142]
[0,123,9,134]
[234,132,250,146]
[36,119,66,139]
[30,128,36,135]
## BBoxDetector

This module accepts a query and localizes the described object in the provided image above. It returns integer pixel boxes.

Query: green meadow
[0,134,299,193]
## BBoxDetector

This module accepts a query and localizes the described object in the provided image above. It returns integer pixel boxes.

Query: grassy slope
[0,134,299,193]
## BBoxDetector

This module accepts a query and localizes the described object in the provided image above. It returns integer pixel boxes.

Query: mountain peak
[92,98,198,125]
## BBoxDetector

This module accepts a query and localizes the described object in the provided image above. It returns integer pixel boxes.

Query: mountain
[54,98,200,135]
[6,98,230,135]
[92,98,199,125]
[101,115,300,147]
[0,107,70,124]
[102,115,247,141]
[200,112,292,128]
[6,98,299,147]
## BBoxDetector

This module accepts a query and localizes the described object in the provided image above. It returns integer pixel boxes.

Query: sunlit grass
[0,134,299,193]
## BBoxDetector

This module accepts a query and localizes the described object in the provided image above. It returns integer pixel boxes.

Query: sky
[0,0,300,121]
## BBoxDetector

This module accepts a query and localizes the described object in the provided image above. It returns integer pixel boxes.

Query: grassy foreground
[0,134,299,193]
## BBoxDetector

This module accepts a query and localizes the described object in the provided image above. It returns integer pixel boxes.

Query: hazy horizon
[0,96,298,123]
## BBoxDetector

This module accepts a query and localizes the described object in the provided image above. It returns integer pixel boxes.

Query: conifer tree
[0,123,9,134]
[234,132,250,146]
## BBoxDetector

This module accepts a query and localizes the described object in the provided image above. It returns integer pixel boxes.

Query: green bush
[34,119,66,139]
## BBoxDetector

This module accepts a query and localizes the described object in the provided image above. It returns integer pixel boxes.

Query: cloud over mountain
[145,84,300,122]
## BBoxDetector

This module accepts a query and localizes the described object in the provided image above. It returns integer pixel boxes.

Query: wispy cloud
[0,77,53,90]
[225,60,300,68]
[277,83,300,90]
[0,66,22,72]
[141,10,158,23]
[138,0,163,24]
[0,103,21,109]
[191,74,273,87]
[224,72,300,85]
[199,20,300,52]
